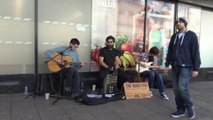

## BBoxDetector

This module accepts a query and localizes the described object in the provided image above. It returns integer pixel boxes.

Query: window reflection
[0,0,34,75]
[38,0,92,73]
[178,4,201,40]
[147,0,175,65]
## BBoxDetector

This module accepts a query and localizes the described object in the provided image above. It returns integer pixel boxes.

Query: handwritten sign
[124,82,151,99]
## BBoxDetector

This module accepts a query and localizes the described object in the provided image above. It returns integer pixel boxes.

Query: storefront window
[178,4,201,40]
[147,0,175,65]
[0,0,212,76]
[91,0,118,49]
[38,0,92,73]
[91,0,175,66]
[0,0,34,75]
[200,10,213,67]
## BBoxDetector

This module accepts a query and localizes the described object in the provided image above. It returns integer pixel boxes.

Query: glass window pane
[178,4,204,67]
[38,0,92,73]
[0,0,34,75]
[147,0,175,65]
[91,0,145,52]
[200,10,213,67]
[91,0,118,48]
[178,4,201,39]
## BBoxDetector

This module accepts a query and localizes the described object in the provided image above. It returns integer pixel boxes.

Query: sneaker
[171,111,185,118]
[160,93,169,100]
[150,91,153,97]
[188,107,196,119]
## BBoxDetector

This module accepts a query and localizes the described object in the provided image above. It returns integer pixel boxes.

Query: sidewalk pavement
[0,81,213,120]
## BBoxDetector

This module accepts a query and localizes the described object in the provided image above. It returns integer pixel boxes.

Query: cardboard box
[124,82,151,99]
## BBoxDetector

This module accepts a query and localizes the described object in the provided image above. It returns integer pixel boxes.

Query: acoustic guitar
[47,52,95,72]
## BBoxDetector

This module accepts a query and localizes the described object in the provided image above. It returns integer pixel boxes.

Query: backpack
[35,74,55,95]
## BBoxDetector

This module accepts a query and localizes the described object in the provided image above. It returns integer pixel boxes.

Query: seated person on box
[98,35,128,91]
[136,46,169,100]
[45,38,83,99]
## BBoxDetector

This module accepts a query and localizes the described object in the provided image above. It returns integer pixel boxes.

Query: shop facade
[0,0,213,93]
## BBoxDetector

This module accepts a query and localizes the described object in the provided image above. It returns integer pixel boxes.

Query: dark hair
[105,35,115,42]
[70,38,80,45]
[149,46,160,55]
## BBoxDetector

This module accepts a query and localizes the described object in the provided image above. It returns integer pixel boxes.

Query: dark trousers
[60,67,80,95]
[98,68,128,90]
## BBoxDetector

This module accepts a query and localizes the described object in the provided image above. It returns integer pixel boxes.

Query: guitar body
[135,62,153,73]
[48,53,72,72]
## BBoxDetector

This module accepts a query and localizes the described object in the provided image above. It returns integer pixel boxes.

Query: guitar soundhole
[63,61,69,66]
[59,64,64,68]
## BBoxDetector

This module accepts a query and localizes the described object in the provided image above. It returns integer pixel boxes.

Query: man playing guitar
[136,46,169,100]
[45,38,83,100]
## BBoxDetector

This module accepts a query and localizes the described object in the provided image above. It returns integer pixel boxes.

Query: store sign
[91,0,117,48]
[96,0,116,8]
[124,82,151,99]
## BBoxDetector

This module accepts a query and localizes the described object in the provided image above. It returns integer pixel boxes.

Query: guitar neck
[67,62,81,64]
[67,62,94,65]
[148,66,159,69]
[68,62,92,64]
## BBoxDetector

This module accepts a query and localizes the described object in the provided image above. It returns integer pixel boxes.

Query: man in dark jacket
[164,17,201,119]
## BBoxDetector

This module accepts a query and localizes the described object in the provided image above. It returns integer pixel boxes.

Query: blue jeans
[140,71,165,94]
[152,70,165,94]
[140,70,154,89]
[171,68,193,112]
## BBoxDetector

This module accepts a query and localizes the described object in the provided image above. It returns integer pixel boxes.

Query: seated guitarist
[136,46,169,100]
[45,38,82,100]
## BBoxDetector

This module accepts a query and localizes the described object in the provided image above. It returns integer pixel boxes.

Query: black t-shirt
[99,47,120,68]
